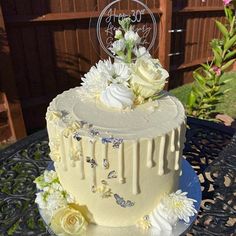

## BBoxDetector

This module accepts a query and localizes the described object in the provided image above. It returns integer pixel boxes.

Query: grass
[170,72,236,119]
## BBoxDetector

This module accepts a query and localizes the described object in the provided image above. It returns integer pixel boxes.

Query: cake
[35,17,197,235]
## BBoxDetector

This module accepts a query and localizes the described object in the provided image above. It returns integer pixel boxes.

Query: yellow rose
[130,58,169,99]
[51,205,87,236]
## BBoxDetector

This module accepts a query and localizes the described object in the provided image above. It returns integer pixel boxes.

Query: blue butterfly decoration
[102,138,123,148]
[114,194,135,208]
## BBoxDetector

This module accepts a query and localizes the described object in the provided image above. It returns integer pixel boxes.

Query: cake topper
[94,0,158,62]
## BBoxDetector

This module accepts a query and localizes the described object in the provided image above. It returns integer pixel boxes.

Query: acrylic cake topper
[89,0,160,62]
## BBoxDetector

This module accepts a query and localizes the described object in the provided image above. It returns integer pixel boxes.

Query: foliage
[187,4,236,120]
[171,72,236,119]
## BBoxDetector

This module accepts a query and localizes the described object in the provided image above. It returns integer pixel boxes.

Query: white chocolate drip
[170,129,175,152]
[174,126,181,170]
[79,140,85,180]
[158,135,166,176]
[118,142,125,184]
[132,141,140,195]
[60,135,67,171]
[174,150,180,170]
[176,126,181,149]
[89,141,96,187]
[70,136,76,167]
[147,139,154,168]
[102,143,108,169]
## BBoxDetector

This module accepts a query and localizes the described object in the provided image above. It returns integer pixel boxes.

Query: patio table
[0,117,235,236]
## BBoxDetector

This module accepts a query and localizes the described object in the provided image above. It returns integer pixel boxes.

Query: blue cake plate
[40,158,201,236]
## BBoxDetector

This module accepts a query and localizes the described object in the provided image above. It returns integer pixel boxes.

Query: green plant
[187,3,236,120]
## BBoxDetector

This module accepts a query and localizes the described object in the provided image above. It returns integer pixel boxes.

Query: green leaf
[212,48,222,66]
[201,63,211,70]
[224,34,236,51]
[224,7,233,22]
[193,71,206,85]
[215,20,229,37]
[229,16,236,36]
[221,59,236,71]
[187,91,197,107]
[224,88,232,93]
[224,50,236,60]
[192,85,204,98]
[223,78,233,84]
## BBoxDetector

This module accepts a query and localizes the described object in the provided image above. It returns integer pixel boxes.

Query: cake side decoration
[35,170,197,235]
[137,190,197,232]
[79,17,169,110]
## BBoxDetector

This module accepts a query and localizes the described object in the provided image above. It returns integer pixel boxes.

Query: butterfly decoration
[91,185,97,193]
[108,170,117,179]
[101,137,123,148]
[103,159,109,169]
[78,120,88,128]
[89,129,100,137]
[86,156,97,168]
[73,132,82,141]
[114,194,135,208]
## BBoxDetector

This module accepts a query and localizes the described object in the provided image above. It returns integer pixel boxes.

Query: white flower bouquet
[34,170,88,236]
[79,17,169,110]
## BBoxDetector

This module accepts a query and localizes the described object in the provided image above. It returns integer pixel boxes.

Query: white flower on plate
[109,39,126,55]
[149,190,197,232]
[163,190,197,223]
[100,83,134,109]
[124,30,141,45]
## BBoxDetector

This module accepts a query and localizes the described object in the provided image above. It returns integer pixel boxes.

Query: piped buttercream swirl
[100,84,134,109]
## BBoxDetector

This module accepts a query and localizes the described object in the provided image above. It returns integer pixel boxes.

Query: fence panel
[0,0,225,132]
[169,1,225,88]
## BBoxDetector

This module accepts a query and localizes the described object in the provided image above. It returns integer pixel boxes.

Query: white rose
[124,30,141,44]
[130,58,169,99]
[51,205,87,236]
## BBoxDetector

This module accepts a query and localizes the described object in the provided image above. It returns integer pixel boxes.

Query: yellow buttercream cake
[46,89,186,227]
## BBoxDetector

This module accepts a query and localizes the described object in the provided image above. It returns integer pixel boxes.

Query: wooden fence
[0,0,225,138]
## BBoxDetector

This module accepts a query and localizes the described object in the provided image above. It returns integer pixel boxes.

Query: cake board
[39,158,202,236]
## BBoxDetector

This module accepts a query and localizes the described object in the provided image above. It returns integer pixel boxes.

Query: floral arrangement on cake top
[79,17,169,110]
